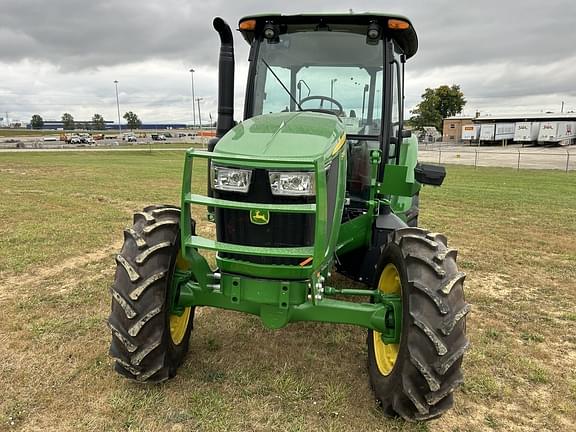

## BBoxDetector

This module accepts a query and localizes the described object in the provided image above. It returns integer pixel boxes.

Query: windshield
[252,30,384,135]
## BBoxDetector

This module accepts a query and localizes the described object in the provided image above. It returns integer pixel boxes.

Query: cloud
[0,0,214,69]
[1,0,575,123]
[0,59,250,124]
[406,55,576,114]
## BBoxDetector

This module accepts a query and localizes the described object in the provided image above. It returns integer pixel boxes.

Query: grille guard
[180,149,337,278]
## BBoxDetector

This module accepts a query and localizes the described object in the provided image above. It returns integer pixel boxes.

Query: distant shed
[442,116,474,143]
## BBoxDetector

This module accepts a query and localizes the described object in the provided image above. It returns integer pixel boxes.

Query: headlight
[269,171,315,196]
[211,165,252,193]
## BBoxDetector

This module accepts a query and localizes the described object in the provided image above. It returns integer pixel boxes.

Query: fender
[358,212,408,284]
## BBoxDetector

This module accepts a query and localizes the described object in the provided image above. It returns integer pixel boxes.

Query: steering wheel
[299,95,345,116]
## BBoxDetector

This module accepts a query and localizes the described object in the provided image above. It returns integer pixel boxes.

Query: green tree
[61,112,75,130]
[410,85,466,131]
[30,114,44,129]
[92,113,105,130]
[123,111,142,130]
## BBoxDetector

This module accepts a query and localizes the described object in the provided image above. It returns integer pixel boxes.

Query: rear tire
[108,205,195,382]
[367,227,470,420]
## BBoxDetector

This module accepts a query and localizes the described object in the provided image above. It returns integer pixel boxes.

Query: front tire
[367,227,470,420]
[108,205,195,382]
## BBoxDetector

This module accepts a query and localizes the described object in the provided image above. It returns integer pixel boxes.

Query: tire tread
[108,205,193,383]
[368,227,469,421]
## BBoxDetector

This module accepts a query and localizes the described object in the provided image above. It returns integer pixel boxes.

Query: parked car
[79,134,95,145]
[151,134,167,141]
[122,133,138,142]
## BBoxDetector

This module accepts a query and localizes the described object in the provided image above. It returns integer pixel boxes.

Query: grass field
[0,129,63,137]
[1,151,575,431]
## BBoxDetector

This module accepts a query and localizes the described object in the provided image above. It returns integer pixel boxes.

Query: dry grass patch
[1,154,575,431]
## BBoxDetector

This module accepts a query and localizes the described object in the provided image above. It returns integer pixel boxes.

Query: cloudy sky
[1,0,575,125]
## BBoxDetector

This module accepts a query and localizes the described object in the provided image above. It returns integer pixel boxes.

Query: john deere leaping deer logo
[250,209,270,225]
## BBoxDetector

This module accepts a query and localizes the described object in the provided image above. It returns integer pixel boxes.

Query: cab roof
[238,13,418,59]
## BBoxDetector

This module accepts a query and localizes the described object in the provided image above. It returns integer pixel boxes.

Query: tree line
[28,84,466,133]
[30,112,142,130]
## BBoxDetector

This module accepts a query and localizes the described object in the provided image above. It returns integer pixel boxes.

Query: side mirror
[415,163,446,186]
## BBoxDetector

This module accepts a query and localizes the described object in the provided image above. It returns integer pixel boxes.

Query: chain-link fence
[418,143,575,172]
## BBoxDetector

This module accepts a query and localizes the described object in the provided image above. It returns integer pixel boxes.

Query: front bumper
[172,269,401,342]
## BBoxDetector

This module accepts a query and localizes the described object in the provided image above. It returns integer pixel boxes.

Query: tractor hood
[213,111,346,161]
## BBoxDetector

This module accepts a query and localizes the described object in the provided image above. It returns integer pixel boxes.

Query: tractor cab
[238,14,418,203]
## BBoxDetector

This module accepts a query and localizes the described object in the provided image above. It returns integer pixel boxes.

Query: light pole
[114,80,121,134]
[189,69,196,129]
[196,98,203,130]
[362,84,369,121]
[330,78,338,109]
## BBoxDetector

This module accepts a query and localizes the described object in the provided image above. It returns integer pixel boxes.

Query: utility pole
[189,69,196,129]
[561,101,565,113]
[114,80,122,134]
[196,98,203,130]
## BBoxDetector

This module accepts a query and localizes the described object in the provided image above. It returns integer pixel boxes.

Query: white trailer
[480,123,495,141]
[494,122,515,141]
[538,121,559,144]
[514,122,540,143]
[557,121,576,145]
[461,124,479,141]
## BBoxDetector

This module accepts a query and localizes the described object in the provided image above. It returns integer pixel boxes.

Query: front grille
[214,168,316,265]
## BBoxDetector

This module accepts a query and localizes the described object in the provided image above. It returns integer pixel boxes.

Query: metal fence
[418,143,575,172]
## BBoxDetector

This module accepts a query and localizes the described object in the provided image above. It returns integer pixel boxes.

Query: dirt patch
[0,241,121,303]
[467,272,511,298]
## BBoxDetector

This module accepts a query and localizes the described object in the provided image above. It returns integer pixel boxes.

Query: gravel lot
[1,135,574,171]
[0,134,196,149]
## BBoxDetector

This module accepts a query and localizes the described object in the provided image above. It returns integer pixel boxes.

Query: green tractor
[108,13,469,421]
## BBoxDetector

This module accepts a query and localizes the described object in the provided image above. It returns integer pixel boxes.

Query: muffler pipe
[208,18,235,214]
[213,17,235,142]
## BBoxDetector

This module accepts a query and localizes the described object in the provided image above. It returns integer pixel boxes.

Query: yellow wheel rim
[373,263,401,376]
[169,251,192,345]
[170,307,191,345]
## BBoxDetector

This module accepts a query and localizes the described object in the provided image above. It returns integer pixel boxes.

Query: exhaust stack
[213,17,235,140]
